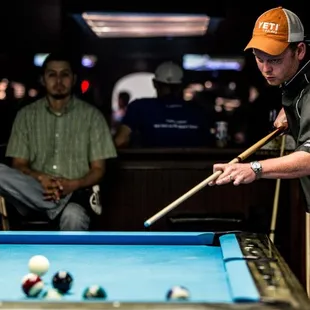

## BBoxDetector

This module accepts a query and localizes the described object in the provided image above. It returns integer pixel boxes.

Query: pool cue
[144,127,285,228]
[306,212,310,297]
[269,134,286,243]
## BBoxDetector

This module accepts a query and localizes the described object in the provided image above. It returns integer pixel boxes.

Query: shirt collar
[44,96,76,116]
[282,59,310,95]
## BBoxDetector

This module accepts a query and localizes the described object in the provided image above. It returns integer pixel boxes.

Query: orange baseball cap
[244,7,304,55]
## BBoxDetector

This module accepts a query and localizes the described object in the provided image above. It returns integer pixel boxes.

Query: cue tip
[144,221,150,228]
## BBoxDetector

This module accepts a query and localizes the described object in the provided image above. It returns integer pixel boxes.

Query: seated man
[0,52,117,231]
[114,61,215,148]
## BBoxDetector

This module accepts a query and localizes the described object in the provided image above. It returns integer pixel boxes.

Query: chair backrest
[0,196,10,230]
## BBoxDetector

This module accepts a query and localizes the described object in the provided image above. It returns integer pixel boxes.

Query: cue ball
[28,255,50,276]
[166,286,190,300]
[83,285,107,299]
[21,273,44,297]
[52,270,73,293]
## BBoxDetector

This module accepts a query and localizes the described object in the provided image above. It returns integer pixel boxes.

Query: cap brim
[244,36,289,56]
[154,78,182,84]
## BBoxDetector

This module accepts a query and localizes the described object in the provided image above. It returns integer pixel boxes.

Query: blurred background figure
[114,61,215,148]
[111,91,131,135]
[212,83,249,148]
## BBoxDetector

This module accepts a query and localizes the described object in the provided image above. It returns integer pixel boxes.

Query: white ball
[167,286,190,300]
[28,255,50,276]
[42,288,63,300]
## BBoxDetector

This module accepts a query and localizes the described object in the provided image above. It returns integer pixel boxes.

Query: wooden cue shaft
[144,127,284,227]
[269,134,286,243]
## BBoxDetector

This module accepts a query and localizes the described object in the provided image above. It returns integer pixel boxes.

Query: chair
[0,195,56,231]
[0,196,10,230]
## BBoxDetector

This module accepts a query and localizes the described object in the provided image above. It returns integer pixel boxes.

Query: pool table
[0,231,309,310]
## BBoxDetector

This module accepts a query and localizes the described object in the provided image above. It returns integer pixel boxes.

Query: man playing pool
[210,7,310,211]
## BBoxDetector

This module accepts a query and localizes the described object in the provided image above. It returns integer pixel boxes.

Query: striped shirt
[6,96,117,179]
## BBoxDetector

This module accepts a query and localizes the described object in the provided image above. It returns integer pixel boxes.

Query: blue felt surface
[0,244,231,303]
[0,232,260,304]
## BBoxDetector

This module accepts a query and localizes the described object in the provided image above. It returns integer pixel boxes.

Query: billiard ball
[83,285,107,299]
[28,255,50,276]
[21,273,44,297]
[52,271,73,293]
[42,288,63,300]
[166,286,190,300]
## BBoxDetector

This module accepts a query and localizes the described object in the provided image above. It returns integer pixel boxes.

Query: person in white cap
[114,61,214,148]
[210,7,310,211]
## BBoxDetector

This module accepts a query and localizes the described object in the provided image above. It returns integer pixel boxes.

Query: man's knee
[59,203,90,231]
[0,164,10,182]
[0,164,12,193]
[0,164,23,187]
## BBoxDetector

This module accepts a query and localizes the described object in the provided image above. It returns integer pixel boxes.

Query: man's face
[253,45,304,86]
[118,98,126,109]
[42,61,76,99]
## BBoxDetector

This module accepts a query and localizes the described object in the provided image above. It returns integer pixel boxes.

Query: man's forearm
[261,150,310,179]
[13,163,42,181]
[13,160,105,190]
[75,167,105,189]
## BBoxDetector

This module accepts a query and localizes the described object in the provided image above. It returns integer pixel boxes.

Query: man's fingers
[43,194,55,201]
[43,192,60,202]
[55,179,63,190]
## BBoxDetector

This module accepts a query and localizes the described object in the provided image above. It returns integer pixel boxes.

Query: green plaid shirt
[6,96,117,179]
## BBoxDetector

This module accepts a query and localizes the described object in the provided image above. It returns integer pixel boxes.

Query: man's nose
[262,62,272,73]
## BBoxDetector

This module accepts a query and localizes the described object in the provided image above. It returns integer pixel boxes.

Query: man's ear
[73,74,77,85]
[297,42,306,60]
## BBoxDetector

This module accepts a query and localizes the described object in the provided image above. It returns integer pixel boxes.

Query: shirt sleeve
[5,109,29,159]
[89,108,117,162]
[295,92,310,153]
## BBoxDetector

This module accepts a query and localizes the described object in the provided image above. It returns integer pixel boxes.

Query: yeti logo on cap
[259,22,280,34]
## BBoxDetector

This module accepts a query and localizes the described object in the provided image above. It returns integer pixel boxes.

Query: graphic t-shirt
[122,97,214,147]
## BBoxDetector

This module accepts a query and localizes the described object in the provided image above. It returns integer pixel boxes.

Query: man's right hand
[11,158,63,203]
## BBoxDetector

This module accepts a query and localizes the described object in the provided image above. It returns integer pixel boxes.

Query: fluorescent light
[80,12,210,38]
[183,54,245,71]
[34,53,50,67]
[81,55,97,68]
